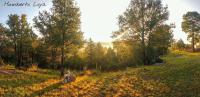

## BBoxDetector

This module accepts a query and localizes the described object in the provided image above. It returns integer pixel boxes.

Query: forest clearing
[1,0,200,96]
[0,51,200,97]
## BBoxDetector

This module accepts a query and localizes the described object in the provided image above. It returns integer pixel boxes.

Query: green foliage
[113,0,170,65]
[113,41,142,67]
[150,24,174,55]
[33,0,84,76]
[66,45,85,71]
[103,48,118,70]
[85,39,96,69]
[4,14,37,68]
[84,39,114,71]
[0,24,8,65]
[146,46,157,65]
[175,39,186,50]
[182,11,200,52]
[94,43,106,70]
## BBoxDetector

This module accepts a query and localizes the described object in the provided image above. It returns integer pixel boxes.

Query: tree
[65,44,86,71]
[176,39,186,50]
[19,14,36,67]
[104,47,118,70]
[150,24,173,55]
[7,14,20,67]
[182,11,200,52]
[94,42,105,70]
[85,39,96,69]
[113,0,169,65]
[113,40,143,67]
[144,24,173,64]
[34,11,59,68]
[53,0,83,77]
[34,0,83,76]
[0,24,8,65]
[7,14,34,68]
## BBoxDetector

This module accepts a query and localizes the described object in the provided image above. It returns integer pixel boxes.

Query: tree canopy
[182,11,200,52]
[113,0,171,65]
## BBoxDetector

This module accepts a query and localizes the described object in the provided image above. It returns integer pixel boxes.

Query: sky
[0,0,200,43]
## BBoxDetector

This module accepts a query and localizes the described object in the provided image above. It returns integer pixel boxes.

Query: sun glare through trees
[0,0,200,96]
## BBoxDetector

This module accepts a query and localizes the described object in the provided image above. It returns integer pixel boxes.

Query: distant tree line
[2,0,194,76]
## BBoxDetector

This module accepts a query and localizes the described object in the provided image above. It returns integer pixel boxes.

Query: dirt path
[0,69,17,75]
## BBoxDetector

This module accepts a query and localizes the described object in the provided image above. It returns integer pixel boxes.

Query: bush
[146,46,157,65]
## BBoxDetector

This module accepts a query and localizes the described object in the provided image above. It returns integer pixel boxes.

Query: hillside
[0,51,200,97]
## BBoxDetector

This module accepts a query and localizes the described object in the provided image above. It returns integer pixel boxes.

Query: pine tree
[182,11,200,52]
[34,0,83,76]
[7,14,34,68]
[85,39,96,69]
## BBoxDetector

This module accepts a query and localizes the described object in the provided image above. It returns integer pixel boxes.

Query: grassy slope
[1,51,200,97]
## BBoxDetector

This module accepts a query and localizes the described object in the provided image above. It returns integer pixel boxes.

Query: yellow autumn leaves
[0,67,171,97]
[40,69,169,97]
[3,50,200,97]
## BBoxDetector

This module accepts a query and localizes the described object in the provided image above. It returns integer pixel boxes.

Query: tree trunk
[51,47,56,69]
[19,34,23,67]
[148,30,152,47]
[0,51,3,65]
[60,31,65,77]
[141,18,146,64]
[141,1,146,65]
[16,44,21,68]
[18,42,22,67]
[192,33,195,52]
[31,51,34,64]
[142,35,146,65]
[96,63,97,70]
[61,46,64,77]
[14,36,19,68]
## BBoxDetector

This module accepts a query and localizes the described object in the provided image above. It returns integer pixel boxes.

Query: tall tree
[113,0,169,65]
[7,14,34,68]
[0,24,8,64]
[53,0,83,76]
[94,42,105,70]
[104,48,118,69]
[85,39,96,69]
[19,14,34,67]
[182,11,200,52]
[150,24,173,55]
[34,0,83,76]
[34,11,58,68]
[7,14,20,67]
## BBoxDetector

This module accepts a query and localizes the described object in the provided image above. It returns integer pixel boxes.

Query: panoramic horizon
[0,0,200,43]
[1,0,200,96]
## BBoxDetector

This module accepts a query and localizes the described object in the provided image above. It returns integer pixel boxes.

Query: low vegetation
[0,51,200,97]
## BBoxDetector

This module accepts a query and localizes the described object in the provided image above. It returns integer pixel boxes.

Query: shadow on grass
[0,76,50,89]
[29,82,63,97]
